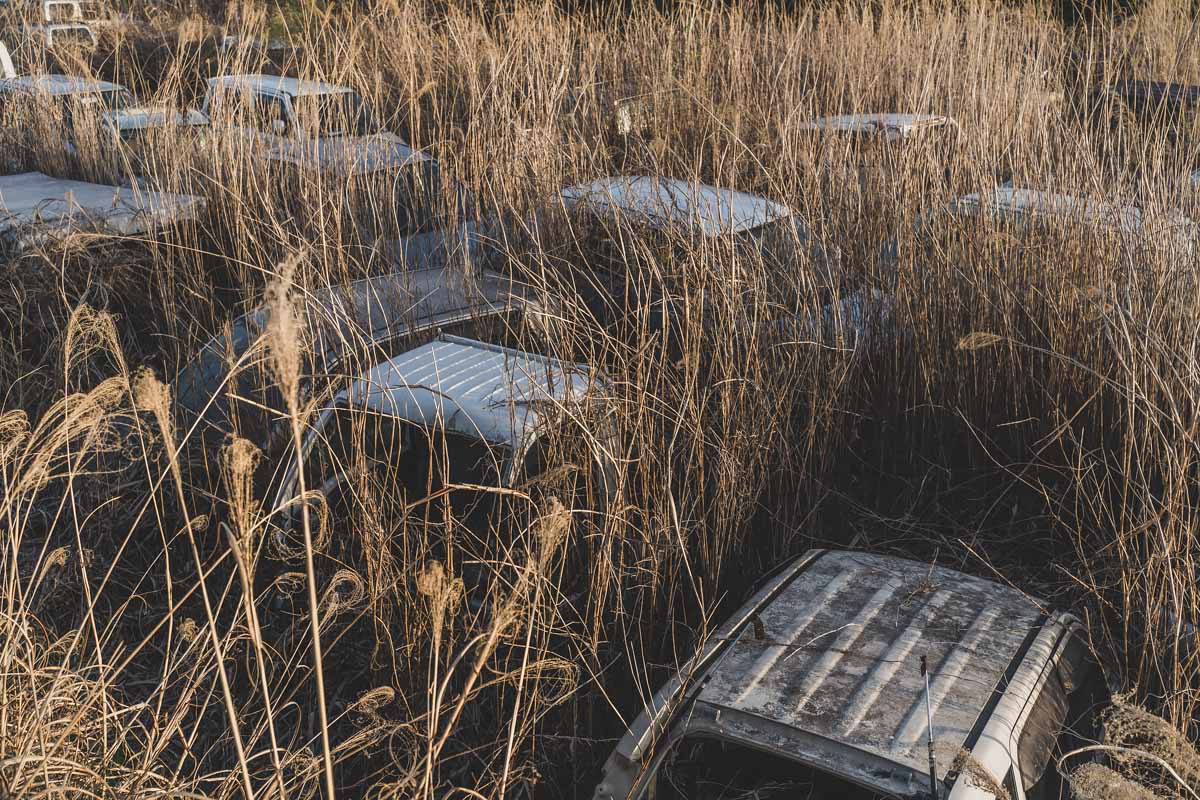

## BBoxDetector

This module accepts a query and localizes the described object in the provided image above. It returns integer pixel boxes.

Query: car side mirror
[271,119,287,135]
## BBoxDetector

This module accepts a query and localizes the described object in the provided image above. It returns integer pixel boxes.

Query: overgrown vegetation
[3,0,1200,796]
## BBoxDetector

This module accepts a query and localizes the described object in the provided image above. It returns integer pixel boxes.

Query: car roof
[799,112,953,136]
[206,74,354,98]
[0,73,123,95]
[692,550,1045,798]
[559,175,793,237]
[336,334,606,449]
[173,263,521,423]
[946,187,1197,244]
[0,171,205,245]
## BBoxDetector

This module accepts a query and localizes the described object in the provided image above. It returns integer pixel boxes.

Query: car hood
[269,131,430,176]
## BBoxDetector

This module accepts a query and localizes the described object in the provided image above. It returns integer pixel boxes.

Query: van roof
[944,187,1197,251]
[559,175,793,237]
[0,73,123,95]
[206,74,354,99]
[337,334,607,448]
[692,550,1046,797]
[799,112,953,139]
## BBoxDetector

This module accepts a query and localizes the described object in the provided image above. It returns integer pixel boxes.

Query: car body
[0,73,207,154]
[594,549,1108,800]
[0,171,205,251]
[28,21,96,49]
[270,332,614,533]
[933,186,1198,257]
[173,265,530,445]
[199,74,472,235]
[799,113,957,144]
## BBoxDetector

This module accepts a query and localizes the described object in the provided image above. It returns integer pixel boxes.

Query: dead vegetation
[3,0,1200,797]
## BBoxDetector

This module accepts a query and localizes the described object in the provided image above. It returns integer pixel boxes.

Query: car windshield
[291,90,380,138]
[68,88,133,112]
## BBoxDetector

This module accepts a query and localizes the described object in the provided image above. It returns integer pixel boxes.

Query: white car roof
[948,187,1197,245]
[206,74,354,99]
[336,334,607,449]
[799,113,954,139]
[0,172,205,248]
[559,175,793,237]
[0,73,123,95]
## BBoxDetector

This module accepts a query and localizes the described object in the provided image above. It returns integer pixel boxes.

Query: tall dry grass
[3,0,1200,796]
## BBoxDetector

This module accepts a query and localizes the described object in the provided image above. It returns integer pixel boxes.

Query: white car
[199,74,473,234]
[0,72,207,154]
[799,112,957,144]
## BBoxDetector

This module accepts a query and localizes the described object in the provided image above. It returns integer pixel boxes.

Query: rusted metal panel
[695,551,1043,795]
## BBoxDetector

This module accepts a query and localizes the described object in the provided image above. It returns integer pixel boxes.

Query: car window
[301,407,412,503]
[251,94,290,134]
[1018,632,1107,800]
[290,91,379,138]
[647,736,894,799]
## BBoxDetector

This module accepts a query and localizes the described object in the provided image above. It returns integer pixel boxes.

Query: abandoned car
[270,333,615,559]
[0,62,207,162]
[173,265,530,446]
[491,175,840,336]
[199,74,472,235]
[931,186,1198,258]
[798,113,957,144]
[0,170,205,251]
[594,549,1109,800]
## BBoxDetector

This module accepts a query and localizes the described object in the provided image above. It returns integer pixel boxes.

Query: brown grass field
[3,0,1200,796]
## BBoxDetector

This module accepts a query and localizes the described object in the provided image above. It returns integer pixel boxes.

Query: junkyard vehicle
[199,74,472,236]
[493,175,839,339]
[269,333,615,571]
[927,186,1198,259]
[27,21,95,49]
[798,113,957,144]
[0,170,204,252]
[0,67,207,168]
[594,549,1109,800]
[174,266,530,448]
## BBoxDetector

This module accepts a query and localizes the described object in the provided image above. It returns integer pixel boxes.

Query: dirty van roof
[0,73,123,95]
[559,176,792,237]
[799,113,954,138]
[207,74,355,98]
[339,334,606,448]
[694,550,1045,798]
[947,187,1197,244]
[0,172,205,246]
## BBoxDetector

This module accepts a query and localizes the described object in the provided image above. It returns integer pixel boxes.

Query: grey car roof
[0,73,124,95]
[559,176,793,237]
[799,113,953,138]
[948,187,1195,240]
[206,73,354,98]
[0,172,205,249]
[692,550,1045,798]
[337,333,606,448]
